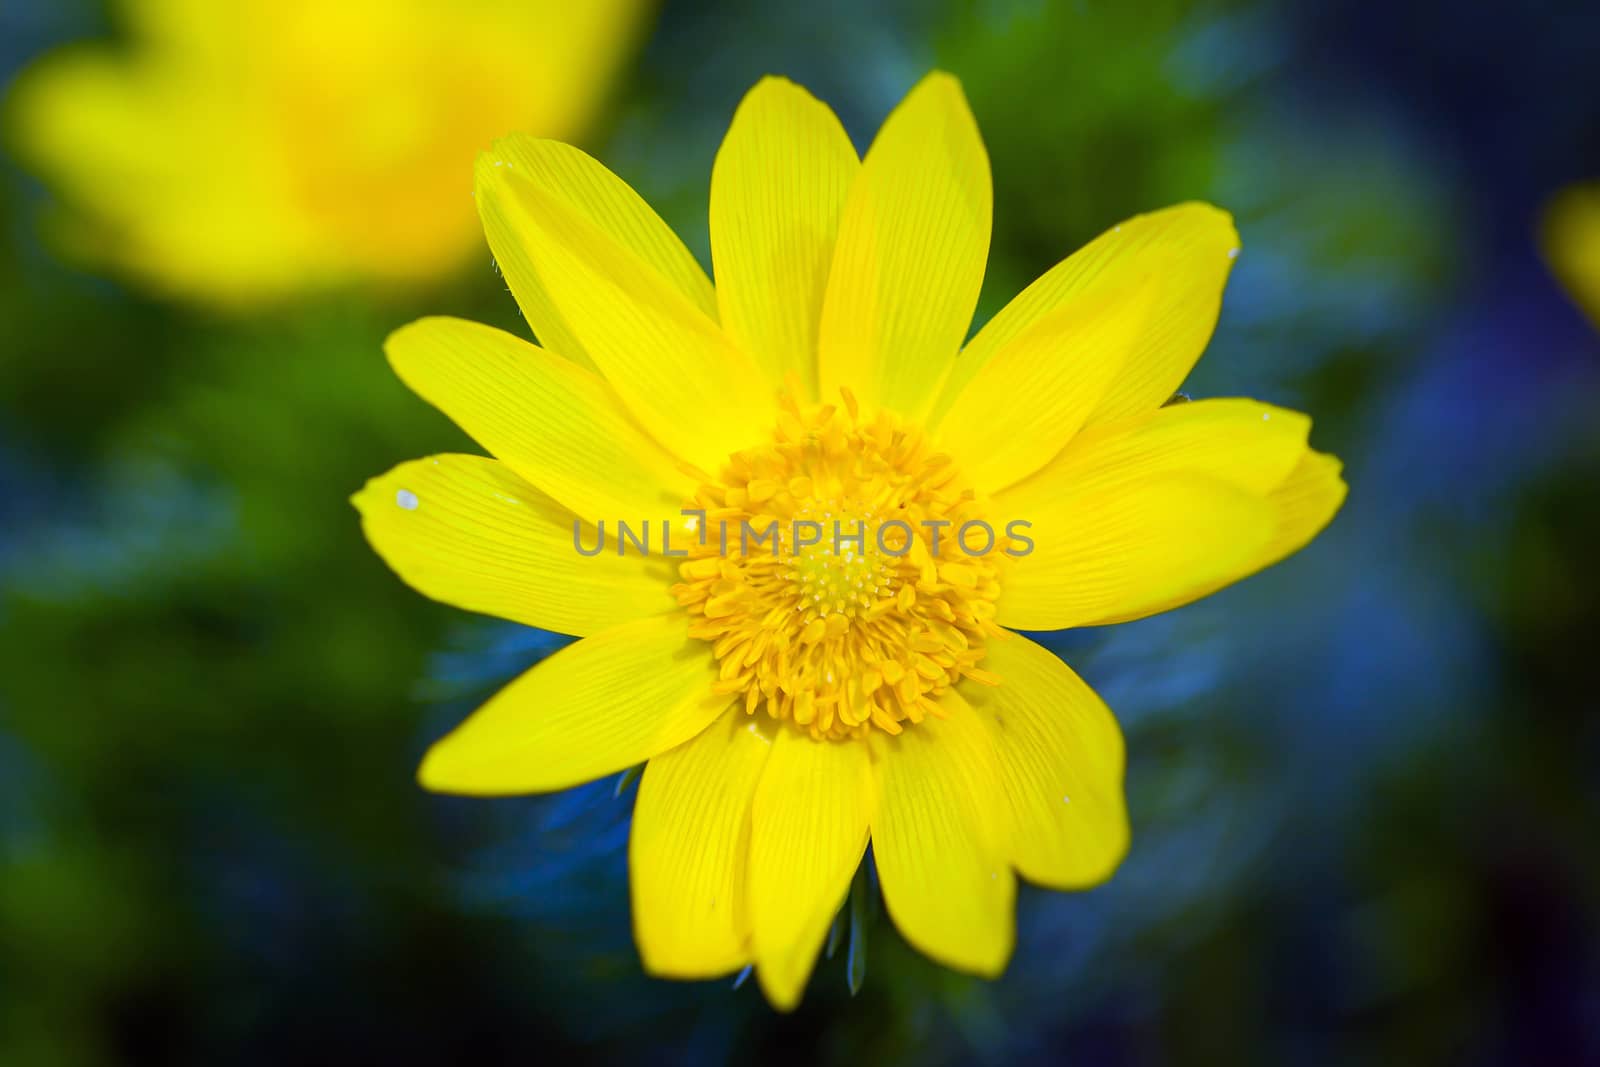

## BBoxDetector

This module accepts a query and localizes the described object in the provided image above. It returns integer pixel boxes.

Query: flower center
[673,389,1006,741]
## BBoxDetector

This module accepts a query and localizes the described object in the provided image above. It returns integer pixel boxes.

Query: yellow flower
[1543,182,1600,328]
[6,0,648,305]
[354,73,1346,1009]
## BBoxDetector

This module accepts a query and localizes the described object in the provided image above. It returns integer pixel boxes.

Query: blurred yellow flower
[1543,182,1600,328]
[7,0,649,305]
[354,73,1346,1009]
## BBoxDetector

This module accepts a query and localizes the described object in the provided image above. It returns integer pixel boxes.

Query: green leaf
[613,763,643,798]
[847,859,870,996]
[824,904,845,960]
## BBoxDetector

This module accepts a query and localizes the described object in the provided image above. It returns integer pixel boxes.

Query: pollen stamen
[673,391,1009,741]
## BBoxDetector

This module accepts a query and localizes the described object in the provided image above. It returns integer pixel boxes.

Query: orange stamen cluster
[672,389,1008,741]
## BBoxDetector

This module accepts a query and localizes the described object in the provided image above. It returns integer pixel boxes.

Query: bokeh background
[3,1,1599,1064]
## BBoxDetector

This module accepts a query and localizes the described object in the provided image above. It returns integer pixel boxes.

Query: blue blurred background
[3,1,1599,1063]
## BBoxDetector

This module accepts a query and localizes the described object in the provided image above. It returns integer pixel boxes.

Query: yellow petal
[385,317,697,523]
[995,399,1321,629]
[353,454,672,635]
[995,474,1277,631]
[476,135,717,368]
[748,727,871,1010]
[1262,449,1348,561]
[1542,182,1600,328]
[475,138,778,473]
[1039,398,1312,497]
[964,636,1129,888]
[930,203,1239,428]
[818,72,991,419]
[936,273,1161,493]
[1093,448,1348,626]
[418,614,730,795]
[13,2,654,304]
[630,708,773,977]
[711,77,859,401]
[8,46,297,304]
[869,690,1014,976]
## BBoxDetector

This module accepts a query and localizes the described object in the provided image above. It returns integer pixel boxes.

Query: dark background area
[2,1,1598,1064]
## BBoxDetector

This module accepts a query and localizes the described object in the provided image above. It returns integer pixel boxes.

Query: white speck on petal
[1063,795,1072,804]
[1262,412,1271,421]
[396,489,419,511]
[1227,247,1241,260]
